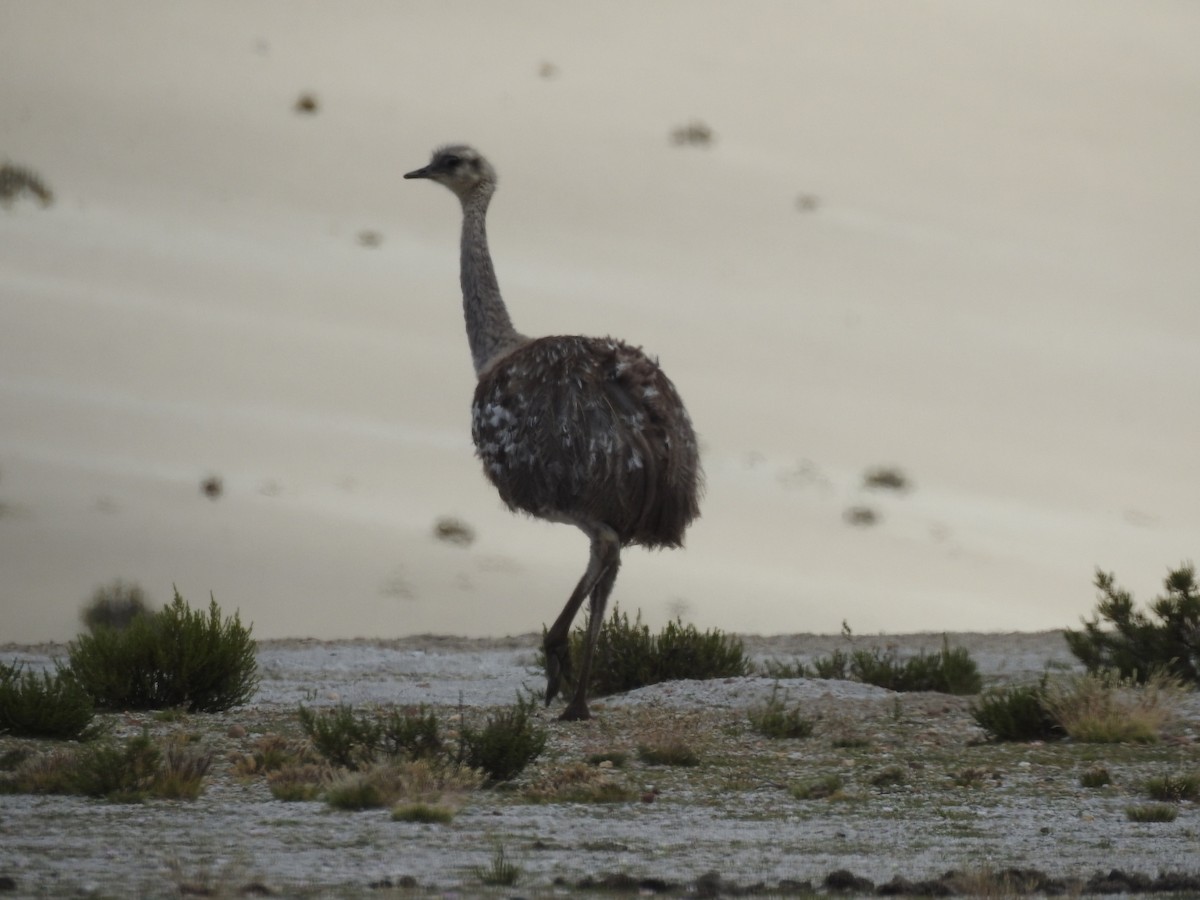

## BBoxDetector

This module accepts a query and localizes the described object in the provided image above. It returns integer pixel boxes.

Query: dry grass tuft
[523,763,637,804]
[1043,670,1182,743]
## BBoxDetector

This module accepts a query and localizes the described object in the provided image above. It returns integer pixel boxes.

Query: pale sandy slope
[1,2,1199,643]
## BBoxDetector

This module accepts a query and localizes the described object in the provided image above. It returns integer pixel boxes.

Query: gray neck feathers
[460,189,522,376]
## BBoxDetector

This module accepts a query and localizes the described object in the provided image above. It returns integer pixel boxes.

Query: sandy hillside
[2,2,1200,644]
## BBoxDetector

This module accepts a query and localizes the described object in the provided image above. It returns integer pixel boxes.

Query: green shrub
[748,684,814,739]
[542,605,749,700]
[1066,565,1200,686]
[458,694,546,783]
[0,662,97,740]
[80,580,151,631]
[847,638,981,694]
[68,589,258,712]
[298,704,383,769]
[299,704,445,770]
[971,678,1063,741]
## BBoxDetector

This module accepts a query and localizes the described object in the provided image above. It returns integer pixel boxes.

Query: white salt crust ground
[1,632,1198,898]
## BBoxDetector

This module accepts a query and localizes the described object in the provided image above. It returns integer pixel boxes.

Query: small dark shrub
[586,751,628,768]
[542,605,749,700]
[80,580,151,631]
[299,704,444,769]
[70,732,162,802]
[0,663,97,740]
[68,589,257,712]
[971,677,1063,741]
[458,694,546,783]
[1066,565,1200,686]
[748,684,814,739]
[298,704,383,769]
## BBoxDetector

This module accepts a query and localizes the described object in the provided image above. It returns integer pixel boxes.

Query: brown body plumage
[405,145,701,720]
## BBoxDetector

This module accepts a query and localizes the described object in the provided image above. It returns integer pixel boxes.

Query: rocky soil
[1,631,1198,898]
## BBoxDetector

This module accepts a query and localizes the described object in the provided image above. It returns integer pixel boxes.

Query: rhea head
[404,144,496,199]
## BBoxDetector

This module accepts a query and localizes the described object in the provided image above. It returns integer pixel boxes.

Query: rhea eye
[442,155,461,168]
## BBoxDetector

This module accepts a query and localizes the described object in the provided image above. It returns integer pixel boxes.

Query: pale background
[2,1,1198,642]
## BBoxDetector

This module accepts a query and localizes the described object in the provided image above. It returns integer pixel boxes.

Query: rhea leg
[542,524,620,719]
[560,545,620,721]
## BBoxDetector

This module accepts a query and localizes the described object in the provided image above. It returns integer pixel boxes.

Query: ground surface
[2,631,1199,898]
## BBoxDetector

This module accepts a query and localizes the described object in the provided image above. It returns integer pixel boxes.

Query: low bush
[476,843,521,887]
[1065,564,1200,686]
[523,763,637,804]
[971,677,1063,741]
[748,684,814,739]
[297,704,383,769]
[849,638,982,694]
[541,605,749,700]
[68,589,258,712]
[80,580,151,631]
[458,693,546,783]
[0,663,97,740]
[1080,766,1112,788]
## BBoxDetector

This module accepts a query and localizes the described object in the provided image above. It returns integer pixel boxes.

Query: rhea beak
[404,165,432,179]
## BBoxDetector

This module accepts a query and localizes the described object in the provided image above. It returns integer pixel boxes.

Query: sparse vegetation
[788,633,983,695]
[543,604,749,700]
[748,684,814,739]
[1144,773,1200,803]
[68,589,258,713]
[80,580,152,631]
[0,662,97,740]
[1065,564,1200,686]
[297,704,383,769]
[971,677,1063,741]
[869,765,907,788]
[475,842,521,887]
[523,763,637,804]
[1,731,213,803]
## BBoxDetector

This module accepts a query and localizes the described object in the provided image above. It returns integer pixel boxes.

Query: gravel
[2,631,1198,898]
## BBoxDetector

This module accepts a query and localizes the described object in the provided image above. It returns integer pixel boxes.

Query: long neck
[459,189,521,375]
